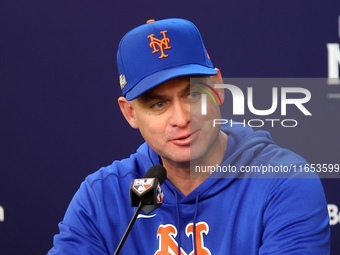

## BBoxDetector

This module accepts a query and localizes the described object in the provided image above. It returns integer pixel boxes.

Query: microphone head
[143,165,167,185]
[130,165,167,214]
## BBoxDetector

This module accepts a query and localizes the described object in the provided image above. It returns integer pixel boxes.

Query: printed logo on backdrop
[326,15,340,99]
[328,204,340,226]
[0,205,4,222]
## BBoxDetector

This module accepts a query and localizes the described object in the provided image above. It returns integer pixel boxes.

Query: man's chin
[160,151,191,168]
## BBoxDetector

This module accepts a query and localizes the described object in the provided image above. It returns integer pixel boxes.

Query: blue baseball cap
[117,18,217,101]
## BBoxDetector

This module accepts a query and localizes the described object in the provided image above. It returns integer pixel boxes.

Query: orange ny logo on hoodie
[155,222,211,255]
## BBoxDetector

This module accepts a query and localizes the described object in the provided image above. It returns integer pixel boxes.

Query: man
[48,18,330,254]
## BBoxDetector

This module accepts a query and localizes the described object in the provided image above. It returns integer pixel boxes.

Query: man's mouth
[169,130,199,146]
[169,133,191,146]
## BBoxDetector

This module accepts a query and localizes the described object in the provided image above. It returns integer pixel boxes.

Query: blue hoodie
[48,123,330,254]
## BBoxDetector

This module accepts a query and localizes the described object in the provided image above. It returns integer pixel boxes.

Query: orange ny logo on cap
[148,31,171,59]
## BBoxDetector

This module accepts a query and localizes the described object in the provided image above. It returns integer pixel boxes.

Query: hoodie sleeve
[47,179,110,255]
[259,176,330,254]
[47,143,157,255]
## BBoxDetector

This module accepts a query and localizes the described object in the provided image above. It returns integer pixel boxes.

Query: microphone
[114,165,167,255]
[130,164,167,214]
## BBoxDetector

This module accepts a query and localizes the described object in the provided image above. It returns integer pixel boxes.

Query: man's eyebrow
[138,94,167,103]
[138,84,192,103]
[182,84,191,93]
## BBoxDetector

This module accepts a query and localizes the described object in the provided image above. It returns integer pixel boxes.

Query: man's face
[120,76,222,167]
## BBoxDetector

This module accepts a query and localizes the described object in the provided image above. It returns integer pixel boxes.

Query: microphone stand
[114,200,143,255]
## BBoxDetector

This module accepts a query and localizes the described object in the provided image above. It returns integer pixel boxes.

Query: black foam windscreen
[143,165,167,185]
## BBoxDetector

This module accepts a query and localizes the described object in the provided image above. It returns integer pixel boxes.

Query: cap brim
[125,64,218,101]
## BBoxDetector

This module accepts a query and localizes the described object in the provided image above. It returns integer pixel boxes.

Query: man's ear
[118,97,139,129]
[210,68,225,104]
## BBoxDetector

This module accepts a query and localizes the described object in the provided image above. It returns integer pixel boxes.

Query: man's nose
[169,101,190,128]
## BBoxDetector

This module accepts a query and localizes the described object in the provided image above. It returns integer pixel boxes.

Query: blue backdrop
[1,0,340,254]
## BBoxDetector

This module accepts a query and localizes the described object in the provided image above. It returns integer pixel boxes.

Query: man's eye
[153,102,165,108]
[188,91,201,100]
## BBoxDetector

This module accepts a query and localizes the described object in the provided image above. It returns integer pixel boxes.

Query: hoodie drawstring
[193,192,200,255]
[174,190,200,255]
[174,190,181,255]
